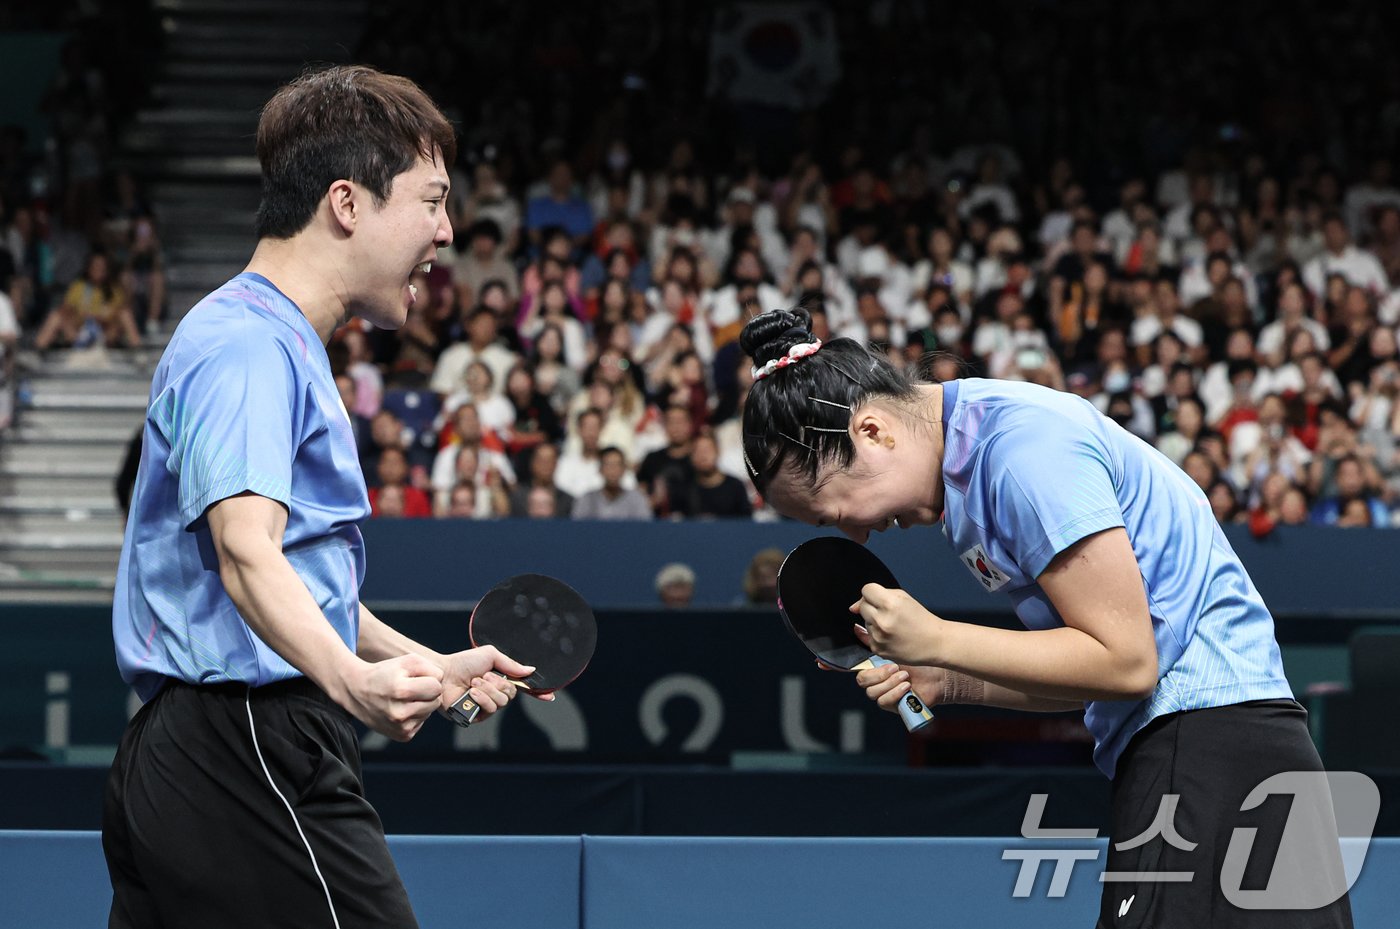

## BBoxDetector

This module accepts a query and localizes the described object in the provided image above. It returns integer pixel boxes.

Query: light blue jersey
[114,273,369,701]
[938,379,1292,778]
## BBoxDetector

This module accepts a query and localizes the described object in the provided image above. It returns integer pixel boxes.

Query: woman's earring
[884,435,895,449]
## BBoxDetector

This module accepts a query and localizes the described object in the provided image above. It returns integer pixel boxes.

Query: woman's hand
[849,583,943,666]
[850,626,950,713]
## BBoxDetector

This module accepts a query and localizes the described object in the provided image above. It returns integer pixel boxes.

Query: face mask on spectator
[1104,369,1131,394]
[936,325,963,345]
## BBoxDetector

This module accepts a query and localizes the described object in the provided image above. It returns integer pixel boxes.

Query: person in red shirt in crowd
[369,447,431,517]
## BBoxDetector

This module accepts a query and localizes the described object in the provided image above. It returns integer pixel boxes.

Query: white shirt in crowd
[1131,314,1204,351]
[429,342,520,397]
[1303,245,1389,297]
[1255,317,1331,360]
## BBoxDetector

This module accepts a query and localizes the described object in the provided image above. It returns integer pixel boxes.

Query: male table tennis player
[103,66,534,928]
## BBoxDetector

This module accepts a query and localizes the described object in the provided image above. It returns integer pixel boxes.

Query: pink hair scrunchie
[751,340,823,381]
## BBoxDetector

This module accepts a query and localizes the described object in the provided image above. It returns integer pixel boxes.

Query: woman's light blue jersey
[938,378,1293,777]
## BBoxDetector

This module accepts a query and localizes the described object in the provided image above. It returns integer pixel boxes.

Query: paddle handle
[868,656,936,732]
[443,679,528,728]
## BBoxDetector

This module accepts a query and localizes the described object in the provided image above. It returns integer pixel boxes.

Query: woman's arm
[856,528,1159,703]
[851,629,1085,714]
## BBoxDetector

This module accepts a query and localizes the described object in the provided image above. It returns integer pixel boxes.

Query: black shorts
[1097,699,1354,929]
[103,677,418,929]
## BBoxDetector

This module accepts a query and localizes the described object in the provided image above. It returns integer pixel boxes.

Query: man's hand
[439,645,546,719]
[338,653,446,742]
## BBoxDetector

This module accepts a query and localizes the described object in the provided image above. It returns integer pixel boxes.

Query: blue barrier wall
[5,831,1396,929]
[0,604,1378,765]
[360,520,1400,618]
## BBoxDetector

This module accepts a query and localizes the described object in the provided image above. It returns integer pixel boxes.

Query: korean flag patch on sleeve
[961,543,1010,592]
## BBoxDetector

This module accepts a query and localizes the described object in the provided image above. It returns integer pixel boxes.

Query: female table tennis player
[739,306,1351,929]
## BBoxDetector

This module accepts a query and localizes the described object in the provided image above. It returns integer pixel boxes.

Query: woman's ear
[852,408,891,449]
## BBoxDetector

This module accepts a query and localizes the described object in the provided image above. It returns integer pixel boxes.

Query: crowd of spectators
[329,137,1400,531]
[332,0,1400,529]
[0,3,164,427]
[13,1,1400,533]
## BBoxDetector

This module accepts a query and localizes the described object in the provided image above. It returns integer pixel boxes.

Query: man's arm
[357,602,444,664]
[207,492,444,741]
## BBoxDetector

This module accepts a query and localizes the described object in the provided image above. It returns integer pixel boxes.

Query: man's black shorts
[103,677,417,929]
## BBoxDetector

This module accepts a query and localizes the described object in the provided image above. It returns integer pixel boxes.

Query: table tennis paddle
[443,573,597,727]
[777,537,935,732]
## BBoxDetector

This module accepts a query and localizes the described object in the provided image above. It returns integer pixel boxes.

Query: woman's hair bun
[739,307,814,366]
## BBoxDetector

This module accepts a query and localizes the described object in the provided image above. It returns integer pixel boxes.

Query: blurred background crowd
[6,0,1400,533]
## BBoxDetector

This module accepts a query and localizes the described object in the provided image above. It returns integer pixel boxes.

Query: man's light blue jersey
[114,273,369,701]
[938,378,1292,777]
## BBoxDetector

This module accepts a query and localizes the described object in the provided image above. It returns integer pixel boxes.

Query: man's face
[1154,282,1179,314]
[1380,208,1400,238]
[377,450,408,485]
[665,408,692,446]
[734,251,762,282]
[454,406,482,444]
[352,150,453,331]
[449,487,476,517]
[1324,219,1349,253]
[1336,460,1365,497]
[468,312,497,346]
[1072,226,1096,256]
[691,436,718,473]
[578,414,602,450]
[750,563,778,603]
[531,445,558,482]
[526,487,557,518]
[454,445,481,481]
[1122,179,1145,207]
[600,451,626,488]
[1279,284,1304,318]
[659,581,693,607]
[371,412,403,448]
[549,162,573,196]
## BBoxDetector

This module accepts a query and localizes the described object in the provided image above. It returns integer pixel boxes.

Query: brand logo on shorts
[1118,894,1135,917]
[961,543,1009,591]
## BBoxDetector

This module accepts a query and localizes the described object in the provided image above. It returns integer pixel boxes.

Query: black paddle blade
[777,537,901,670]
[444,574,596,728]
[473,574,596,692]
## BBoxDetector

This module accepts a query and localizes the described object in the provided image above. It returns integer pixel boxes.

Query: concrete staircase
[0,0,368,603]
[127,0,370,318]
[0,351,148,602]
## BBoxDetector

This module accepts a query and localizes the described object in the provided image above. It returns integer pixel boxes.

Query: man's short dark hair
[255,65,456,240]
